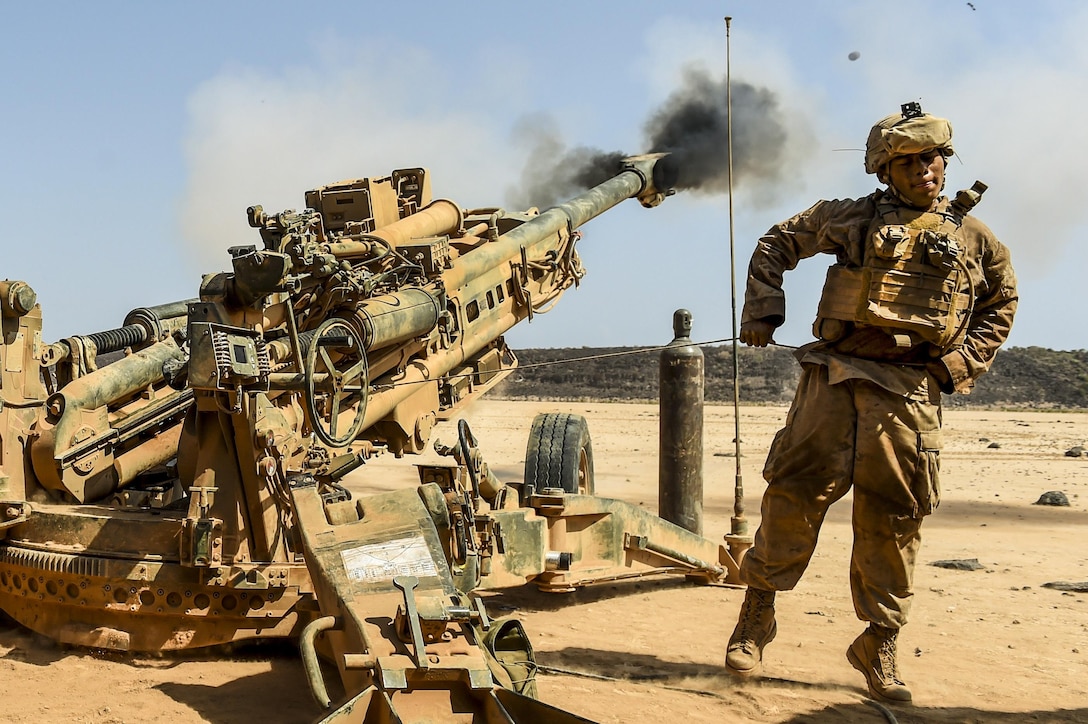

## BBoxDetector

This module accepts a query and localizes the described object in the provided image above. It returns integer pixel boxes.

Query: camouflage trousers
[740,362,942,629]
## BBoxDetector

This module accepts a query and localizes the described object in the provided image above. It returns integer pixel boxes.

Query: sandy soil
[1,400,1086,723]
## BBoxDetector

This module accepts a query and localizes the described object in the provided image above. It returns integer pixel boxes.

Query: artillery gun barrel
[350,154,675,429]
[274,156,671,378]
[444,153,673,290]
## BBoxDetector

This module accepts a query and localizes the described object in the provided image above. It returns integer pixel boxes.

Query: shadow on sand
[486,574,707,614]
[776,702,1088,724]
[153,641,322,724]
[539,648,1088,724]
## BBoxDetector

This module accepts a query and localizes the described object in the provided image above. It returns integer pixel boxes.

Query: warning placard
[340,535,439,583]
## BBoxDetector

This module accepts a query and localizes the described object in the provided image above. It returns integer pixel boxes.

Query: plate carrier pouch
[813,183,987,352]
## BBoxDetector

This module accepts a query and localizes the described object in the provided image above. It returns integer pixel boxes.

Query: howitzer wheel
[304,318,368,448]
[524,412,595,497]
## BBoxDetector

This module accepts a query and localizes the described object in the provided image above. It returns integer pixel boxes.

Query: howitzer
[0,153,743,722]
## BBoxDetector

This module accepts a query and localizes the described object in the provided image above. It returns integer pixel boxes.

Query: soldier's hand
[740,320,776,347]
[926,359,955,393]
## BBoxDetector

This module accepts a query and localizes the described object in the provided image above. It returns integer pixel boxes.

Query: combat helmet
[865,102,954,181]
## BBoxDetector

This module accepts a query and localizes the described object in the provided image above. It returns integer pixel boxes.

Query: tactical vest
[813,185,984,353]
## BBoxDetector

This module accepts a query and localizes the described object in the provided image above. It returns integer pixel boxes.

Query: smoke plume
[507,66,791,209]
[506,115,627,210]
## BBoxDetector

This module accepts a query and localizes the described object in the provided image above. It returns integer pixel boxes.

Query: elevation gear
[725,587,777,676]
[847,624,913,704]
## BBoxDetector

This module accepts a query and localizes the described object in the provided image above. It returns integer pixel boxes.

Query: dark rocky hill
[494,346,1088,409]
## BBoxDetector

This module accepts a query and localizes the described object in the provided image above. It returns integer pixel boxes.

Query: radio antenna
[725,16,750,552]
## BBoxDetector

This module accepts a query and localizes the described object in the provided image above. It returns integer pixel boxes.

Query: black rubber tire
[524,412,595,495]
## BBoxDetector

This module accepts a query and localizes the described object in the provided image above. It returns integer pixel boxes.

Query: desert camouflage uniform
[740,188,1017,628]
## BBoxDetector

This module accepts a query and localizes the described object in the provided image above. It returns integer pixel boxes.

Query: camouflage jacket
[742,189,1018,394]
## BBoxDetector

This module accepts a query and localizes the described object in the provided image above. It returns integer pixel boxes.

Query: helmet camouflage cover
[865,103,954,177]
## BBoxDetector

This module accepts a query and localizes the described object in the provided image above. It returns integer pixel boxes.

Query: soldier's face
[887,149,945,209]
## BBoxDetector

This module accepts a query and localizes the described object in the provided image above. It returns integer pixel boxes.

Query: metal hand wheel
[304,318,368,448]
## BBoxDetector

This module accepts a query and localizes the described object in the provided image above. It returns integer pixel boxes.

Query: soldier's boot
[725,587,777,677]
[847,624,913,704]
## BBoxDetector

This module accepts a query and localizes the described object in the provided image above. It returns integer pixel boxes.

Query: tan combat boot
[846,624,912,704]
[725,587,777,677]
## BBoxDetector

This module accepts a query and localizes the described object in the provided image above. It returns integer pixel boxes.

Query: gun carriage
[0,153,742,722]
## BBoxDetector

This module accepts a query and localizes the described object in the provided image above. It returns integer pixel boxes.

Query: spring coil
[85,324,148,354]
[293,328,320,358]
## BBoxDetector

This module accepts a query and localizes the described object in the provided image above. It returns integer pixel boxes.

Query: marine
[724,103,1018,704]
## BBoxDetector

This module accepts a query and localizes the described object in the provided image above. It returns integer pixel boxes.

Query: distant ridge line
[493,346,1088,409]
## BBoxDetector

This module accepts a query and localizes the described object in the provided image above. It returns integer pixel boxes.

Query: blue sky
[3,1,1083,351]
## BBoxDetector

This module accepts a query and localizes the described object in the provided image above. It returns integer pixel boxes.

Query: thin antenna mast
[725,16,748,541]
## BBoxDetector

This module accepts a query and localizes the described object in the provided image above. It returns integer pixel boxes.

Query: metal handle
[300,615,339,709]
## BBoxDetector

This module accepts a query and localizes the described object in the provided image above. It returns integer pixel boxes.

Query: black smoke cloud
[507,66,790,209]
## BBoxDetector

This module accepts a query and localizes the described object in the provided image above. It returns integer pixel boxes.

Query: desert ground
[0,399,1085,723]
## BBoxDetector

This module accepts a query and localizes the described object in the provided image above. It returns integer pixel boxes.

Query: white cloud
[941,57,1088,277]
[180,42,519,270]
